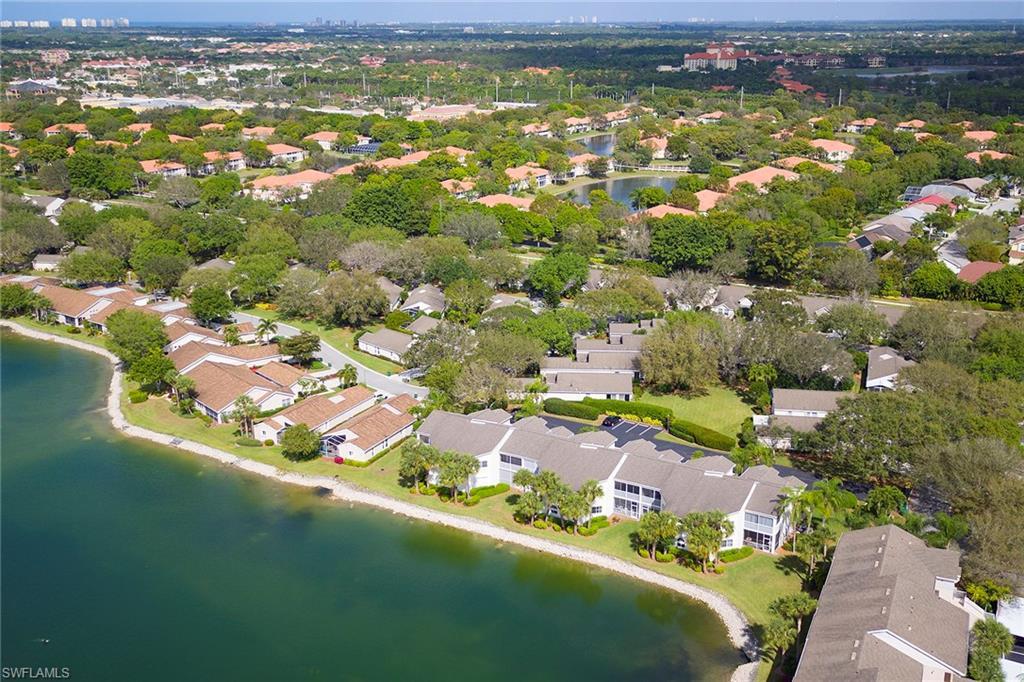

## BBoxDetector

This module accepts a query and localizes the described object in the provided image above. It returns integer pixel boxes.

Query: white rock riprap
[1,320,761,676]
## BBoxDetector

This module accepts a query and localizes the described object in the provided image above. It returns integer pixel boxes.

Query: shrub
[667,419,736,451]
[719,546,754,563]
[236,436,262,447]
[68,326,82,334]
[263,439,275,446]
[713,564,726,574]
[533,519,548,530]
[655,551,675,563]
[581,398,672,426]
[578,526,597,537]
[469,483,510,500]
[589,515,610,530]
[543,398,601,420]
[128,389,148,403]
[464,496,481,507]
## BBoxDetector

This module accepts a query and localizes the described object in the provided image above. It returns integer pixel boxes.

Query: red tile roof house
[475,194,533,210]
[956,261,1005,284]
[139,159,188,179]
[775,156,841,173]
[241,125,275,140]
[320,394,420,462]
[252,384,377,444]
[504,163,551,192]
[630,204,697,221]
[265,143,307,165]
[963,130,998,147]
[199,150,246,175]
[440,178,476,199]
[44,123,91,139]
[808,138,856,163]
[303,130,341,150]
[640,136,669,160]
[521,122,552,138]
[695,189,729,212]
[895,119,927,132]
[696,111,727,125]
[727,166,799,193]
[565,153,608,180]
[200,122,226,132]
[246,169,333,202]
[965,150,1012,164]
[122,122,153,135]
[562,116,592,134]
[843,117,878,134]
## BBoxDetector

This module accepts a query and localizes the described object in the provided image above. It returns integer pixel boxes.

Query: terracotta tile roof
[965,150,1011,163]
[139,159,186,173]
[440,178,475,194]
[695,189,728,212]
[304,131,340,142]
[266,143,303,155]
[505,164,550,181]
[475,194,533,209]
[956,260,1004,284]
[963,130,997,143]
[251,169,332,189]
[632,204,696,220]
[164,321,223,343]
[808,138,855,154]
[203,150,244,162]
[775,156,840,173]
[727,166,799,191]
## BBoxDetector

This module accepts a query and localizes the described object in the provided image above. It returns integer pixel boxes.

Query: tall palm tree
[763,618,797,662]
[231,395,260,437]
[256,318,278,344]
[809,478,848,524]
[578,479,603,528]
[778,486,811,552]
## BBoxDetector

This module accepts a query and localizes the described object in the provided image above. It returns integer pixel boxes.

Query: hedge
[235,436,262,447]
[668,419,736,451]
[581,398,673,426]
[469,483,510,500]
[128,389,149,403]
[719,546,753,563]
[543,398,601,420]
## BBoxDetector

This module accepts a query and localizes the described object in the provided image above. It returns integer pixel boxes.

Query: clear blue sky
[4,1,1023,24]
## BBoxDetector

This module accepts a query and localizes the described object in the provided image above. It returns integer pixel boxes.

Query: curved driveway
[232,312,428,399]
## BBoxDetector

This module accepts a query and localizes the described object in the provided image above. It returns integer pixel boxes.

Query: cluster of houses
[0,273,419,462]
[355,282,446,364]
[417,407,816,553]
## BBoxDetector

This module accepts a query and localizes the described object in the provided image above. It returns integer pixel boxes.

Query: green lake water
[0,331,744,681]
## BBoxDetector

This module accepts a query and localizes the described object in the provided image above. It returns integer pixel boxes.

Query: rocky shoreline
[1,320,761,682]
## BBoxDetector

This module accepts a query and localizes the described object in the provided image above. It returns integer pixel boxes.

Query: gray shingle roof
[794,525,970,682]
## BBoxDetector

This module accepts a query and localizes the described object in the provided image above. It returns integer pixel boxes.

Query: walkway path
[230,312,428,399]
[1,319,760,682]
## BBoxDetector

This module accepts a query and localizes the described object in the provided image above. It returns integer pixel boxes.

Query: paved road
[538,415,716,459]
[232,312,428,399]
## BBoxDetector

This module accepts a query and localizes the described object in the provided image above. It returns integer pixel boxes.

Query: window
[591,506,602,514]
[479,460,487,468]
[500,454,522,466]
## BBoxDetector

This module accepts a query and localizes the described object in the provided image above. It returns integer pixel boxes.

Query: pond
[0,332,745,682]
[580,133,617,157]
[565,175,680,210]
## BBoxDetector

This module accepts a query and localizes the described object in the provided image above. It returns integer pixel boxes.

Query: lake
[580,133,616,157]
[0,332,744,681]
[566,175,680,209]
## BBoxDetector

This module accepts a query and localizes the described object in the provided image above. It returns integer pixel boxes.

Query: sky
[3,1,1023,24]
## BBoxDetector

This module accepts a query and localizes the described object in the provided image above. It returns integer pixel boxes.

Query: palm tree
[231,395,260,437]
[578,479,603,528]
[769,593,818,633]
[808,478,848,523]
[763,617,797,662]
[778,486,811,552]
[256,318,278,344]
[337,363,358,388]
[398,440,438,493]
[531,470,563,521]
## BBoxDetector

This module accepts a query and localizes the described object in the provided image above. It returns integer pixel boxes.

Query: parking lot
[538,415,718,459]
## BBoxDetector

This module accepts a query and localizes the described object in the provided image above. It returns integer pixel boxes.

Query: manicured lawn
[13,316,110,350]
[239,308,404,375]
[121,376,802,633]
[641,386,753,437]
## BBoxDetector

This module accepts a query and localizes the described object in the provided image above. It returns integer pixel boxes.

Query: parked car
[602,415,623,427]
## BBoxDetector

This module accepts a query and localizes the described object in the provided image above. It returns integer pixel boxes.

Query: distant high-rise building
[115,18,130,27]
[100,18,114,27]
[579,15,586,23]
[81,18,98,27]
[61,18,77,27]
[0,20,13,28]
[30,20,51,28]
[592,16,598,23]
